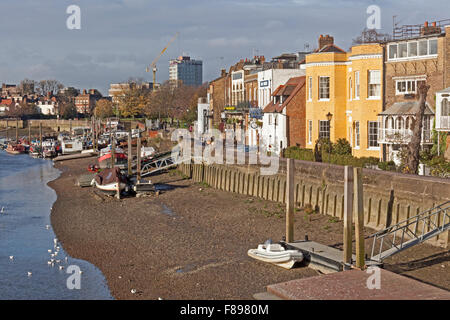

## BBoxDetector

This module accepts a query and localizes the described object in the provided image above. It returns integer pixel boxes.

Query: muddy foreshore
[48,157,450,300]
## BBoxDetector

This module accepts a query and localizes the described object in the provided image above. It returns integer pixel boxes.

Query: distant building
[108,82,155,104]
[75,89,102,115]
[169,56,203,87]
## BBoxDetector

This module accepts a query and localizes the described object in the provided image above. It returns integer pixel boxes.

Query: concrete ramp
[266,269,450,300]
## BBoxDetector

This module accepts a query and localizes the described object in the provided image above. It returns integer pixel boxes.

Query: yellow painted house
[305,36,383,158]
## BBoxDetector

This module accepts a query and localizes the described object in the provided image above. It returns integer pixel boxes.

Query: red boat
[6,143,26,155]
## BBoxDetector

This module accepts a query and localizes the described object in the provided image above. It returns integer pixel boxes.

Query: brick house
[75,89,102,115]
[261,76,306,154]
[381,22,450,161]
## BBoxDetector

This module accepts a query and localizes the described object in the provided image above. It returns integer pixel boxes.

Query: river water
[0,150,113,299]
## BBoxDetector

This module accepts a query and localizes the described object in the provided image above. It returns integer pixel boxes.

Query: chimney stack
[421,21,441,36]
[221,69,227,77]
[319,34,334,50]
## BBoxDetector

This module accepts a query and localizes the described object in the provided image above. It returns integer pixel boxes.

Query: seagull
[47,261,52,265]
[64,257,68,263]
[48,249,52,253]
[9,256,13,260]
[59,266,64,270]
[53,238,58,245]
[27,272,32,277]
[130,289,137,294]
[79,270,83,274]
[56,260,61,263]
[45,225,50,230]
[50,253,55,258]
[1,207,4,214]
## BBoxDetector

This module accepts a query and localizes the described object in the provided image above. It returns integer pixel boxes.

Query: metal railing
[378,128,432,144]
[436,116,450,131]
[368,201,450,262]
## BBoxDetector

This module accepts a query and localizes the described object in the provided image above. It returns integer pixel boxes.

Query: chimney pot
[432,22,436,27]
[424,21,428,27]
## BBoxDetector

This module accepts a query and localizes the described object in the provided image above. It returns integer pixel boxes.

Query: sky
[0,0,448,95]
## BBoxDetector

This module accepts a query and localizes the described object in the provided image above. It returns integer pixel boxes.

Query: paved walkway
[267,269,450,300]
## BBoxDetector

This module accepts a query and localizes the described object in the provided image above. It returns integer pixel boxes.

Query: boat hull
[247,245,303,269]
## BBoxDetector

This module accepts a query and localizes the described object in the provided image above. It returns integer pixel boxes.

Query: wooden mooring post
[127,130,132,176]
[39,122,43,155]
[343,166,353,265]
[15,119,19,142]
[28,122,31,144]
[354,167,365,269]
[111,138,116,168]
[136,136,141,182]
[286,158,295,243]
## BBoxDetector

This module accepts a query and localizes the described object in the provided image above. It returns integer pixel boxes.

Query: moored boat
[5,143,26,155]
[247,242,303,269]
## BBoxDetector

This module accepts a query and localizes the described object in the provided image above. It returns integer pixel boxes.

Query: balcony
[436,116,450,131]
[378,128,433,145]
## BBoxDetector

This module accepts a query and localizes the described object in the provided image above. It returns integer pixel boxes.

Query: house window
[395,78,425,95]
[355,71,360,99]
[319,76,330,100]
[308,120,312,144]
[408,42,418,57]
[368,121,379,148]
[368,70,381,98]
[389,44,398,59]
[429,39,438,55]
[398,43,408,58]
[442,98,449,116]
[308,77,312,101]
[319,120,330,139]
[349,77,352,100]
[354,121,360,148]
[419,40,428,56]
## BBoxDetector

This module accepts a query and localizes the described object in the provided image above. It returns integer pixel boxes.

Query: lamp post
[326,112,333,140]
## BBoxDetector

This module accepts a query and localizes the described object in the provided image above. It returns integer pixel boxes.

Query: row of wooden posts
[285,159,365,268]
[4,119,44,152]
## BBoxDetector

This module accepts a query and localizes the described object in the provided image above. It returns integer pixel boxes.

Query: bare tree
[405,83,430,174]
[19,79,36,95]
[36,80,64,96]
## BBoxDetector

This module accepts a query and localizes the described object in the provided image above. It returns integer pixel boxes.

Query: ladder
[368,201,450,262]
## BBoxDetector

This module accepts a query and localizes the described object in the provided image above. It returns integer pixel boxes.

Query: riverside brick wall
[179,159,450,248]
[0,119,90,130]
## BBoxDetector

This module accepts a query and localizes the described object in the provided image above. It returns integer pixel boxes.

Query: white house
[37,100,57,115]
[197,96,210,135]
[257,68,305,110]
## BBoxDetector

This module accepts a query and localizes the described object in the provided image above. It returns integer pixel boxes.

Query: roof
[263,76,305,113]
[379,101,435,116]
[437,87,450,94]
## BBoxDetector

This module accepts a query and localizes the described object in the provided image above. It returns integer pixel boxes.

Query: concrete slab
[267,269,450,300]
[285,240,380,273]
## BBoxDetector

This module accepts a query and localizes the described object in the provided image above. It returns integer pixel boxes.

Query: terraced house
[304,35,383,158]
[379,21,450,163]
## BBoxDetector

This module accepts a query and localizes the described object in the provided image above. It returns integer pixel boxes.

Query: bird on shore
[45,225,50,230]
[9,256,14,260]
[27,272,32,277]
[1,207,5,214]
[53,238,58,245]
[131,289,137,294]
[64,257,68,263]
[59,266,64,270]
[48,249,52,253]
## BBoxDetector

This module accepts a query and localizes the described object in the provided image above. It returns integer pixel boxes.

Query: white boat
[247,243,303,269]
[61,139,83,154]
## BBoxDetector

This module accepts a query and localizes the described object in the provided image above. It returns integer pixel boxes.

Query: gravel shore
[48,158,450,299]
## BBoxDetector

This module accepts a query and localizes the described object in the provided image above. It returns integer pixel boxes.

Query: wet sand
[48,157,450,299]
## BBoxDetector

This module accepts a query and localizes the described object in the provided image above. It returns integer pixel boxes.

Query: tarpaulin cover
[94,167,126,185]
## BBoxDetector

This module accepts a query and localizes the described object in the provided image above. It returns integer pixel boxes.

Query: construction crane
[146,32,179,91]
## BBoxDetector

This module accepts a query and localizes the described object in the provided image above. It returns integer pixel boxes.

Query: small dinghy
[247,241,303,269]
